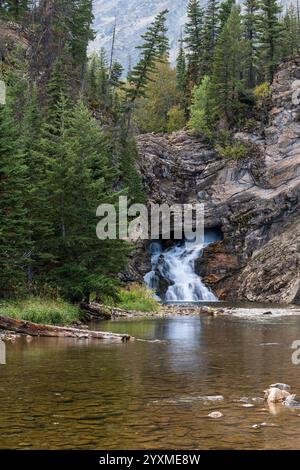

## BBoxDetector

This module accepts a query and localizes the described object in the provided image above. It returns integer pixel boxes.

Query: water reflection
[1,315,300,449]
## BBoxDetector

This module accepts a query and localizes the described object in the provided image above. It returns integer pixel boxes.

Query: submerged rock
[208,411,223,419]
[283,394,300,408]
[270,383,291,391]
[199,395,224,402]
[0,332,20,342]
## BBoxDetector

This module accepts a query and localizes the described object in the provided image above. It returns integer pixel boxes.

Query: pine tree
[37,93,130,301]
[176,37,186,92]
[280,4,300,60]
[126,10,169,104]
[0,0,30,20]
[20,84,52,289]
[110,61,123,84]
[211,5,247,124]
[30,0,94,97]
[219,0,235,30]
[257,0,282,81]
[202,0,220,75]
[68,0,95,71]
[176,36,188,112]
[184,0,204,87]
[0,98,28,297]
[243,0,260,88]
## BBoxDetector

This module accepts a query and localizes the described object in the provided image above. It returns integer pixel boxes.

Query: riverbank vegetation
[114,285,160,313]
[0,298,80,325]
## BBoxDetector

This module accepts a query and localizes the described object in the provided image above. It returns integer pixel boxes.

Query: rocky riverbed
[82,301,300,320]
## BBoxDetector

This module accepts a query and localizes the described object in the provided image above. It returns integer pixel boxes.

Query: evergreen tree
[116,134,146,204]
[110,61,123,84]
[0,98,28,297]
[257,0,282,81]
[219,0,235,30]
[38,95,130,301]
[126,10,169,104]
[176,37,187,93]
[280,4,300,60]
[184,0,204,87]
[20,84,52,289]
[202,0,220,76]
[68,0,95,72]
[0,0,30,20]
[176,36,188,112]
[30,0,94,97]
[211,6,247,124]
[243,0,260,88]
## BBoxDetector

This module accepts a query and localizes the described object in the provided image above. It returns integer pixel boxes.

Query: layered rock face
[134,57,300,303]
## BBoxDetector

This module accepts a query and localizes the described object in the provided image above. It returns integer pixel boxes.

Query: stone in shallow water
[199,395,224,402]
[264,387,291,403]
[283,394,300,408]
[208,411,223,419]
[270,383,290,391]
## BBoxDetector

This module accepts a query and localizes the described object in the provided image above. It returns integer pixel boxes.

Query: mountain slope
[91,0,189,72]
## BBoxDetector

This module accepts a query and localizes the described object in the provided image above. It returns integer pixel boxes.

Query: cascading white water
[144,230,221,302]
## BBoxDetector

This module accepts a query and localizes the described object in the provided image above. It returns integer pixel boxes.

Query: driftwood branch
[0,316,132,342]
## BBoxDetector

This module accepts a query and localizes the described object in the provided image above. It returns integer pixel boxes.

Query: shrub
[254,82,271,108]
[167,105,186,133]
[188,76,213,138]
[0,297,80,325]
[117,284,160,312]
[217,142,247,160]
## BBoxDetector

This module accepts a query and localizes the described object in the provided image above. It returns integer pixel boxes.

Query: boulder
[264,387,291,403]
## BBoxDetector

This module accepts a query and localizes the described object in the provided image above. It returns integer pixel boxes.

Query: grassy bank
[0,285,160,328]
[117,285,160,312]
[0,298,80,326]
[103,285,160,313]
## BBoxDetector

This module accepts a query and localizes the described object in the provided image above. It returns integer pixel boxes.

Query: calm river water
[1,313,300,449]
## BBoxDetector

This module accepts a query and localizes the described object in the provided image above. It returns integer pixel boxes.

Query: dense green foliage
[0,0,155,303]
[131,0,296,136]
[133,60,184,133]
[185,0,300,136]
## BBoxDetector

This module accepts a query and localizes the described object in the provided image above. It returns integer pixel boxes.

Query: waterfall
[144,230,221,302]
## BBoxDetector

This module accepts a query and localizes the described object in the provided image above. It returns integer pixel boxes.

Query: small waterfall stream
[144,230,221,302]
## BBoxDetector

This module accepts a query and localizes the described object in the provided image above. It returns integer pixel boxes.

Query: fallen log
[80,302,112,320]
[0,315,132,342]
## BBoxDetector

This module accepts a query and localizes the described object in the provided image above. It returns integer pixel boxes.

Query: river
[1,312,300,449]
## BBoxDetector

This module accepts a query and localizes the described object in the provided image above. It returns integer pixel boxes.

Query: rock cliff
[133,57,300,304]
